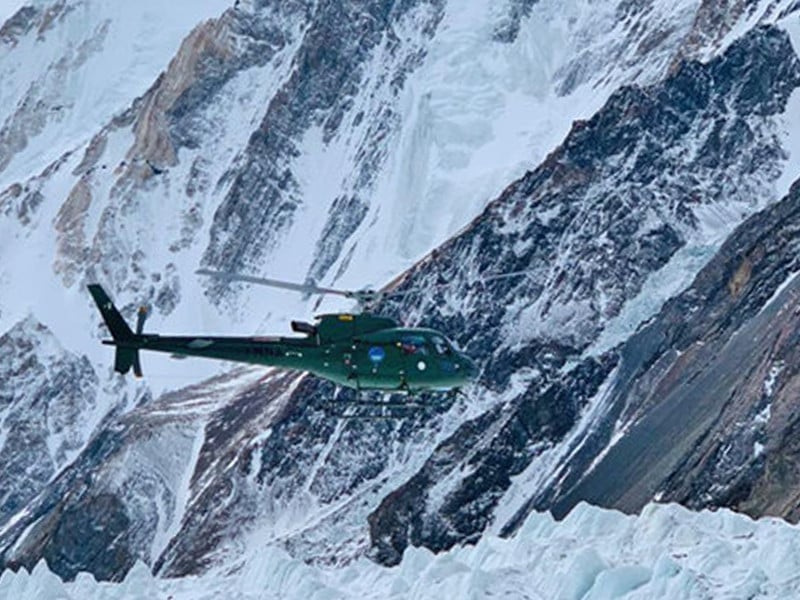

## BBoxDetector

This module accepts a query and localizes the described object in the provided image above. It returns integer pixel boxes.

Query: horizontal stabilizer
[114,347,139,375]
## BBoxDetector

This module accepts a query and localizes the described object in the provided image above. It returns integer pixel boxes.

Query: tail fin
[87,284,142,376]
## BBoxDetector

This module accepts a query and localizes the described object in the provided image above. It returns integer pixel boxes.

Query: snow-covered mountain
[2,0,800,592]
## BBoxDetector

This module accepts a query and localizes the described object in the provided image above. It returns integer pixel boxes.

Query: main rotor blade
[196,269,352,298]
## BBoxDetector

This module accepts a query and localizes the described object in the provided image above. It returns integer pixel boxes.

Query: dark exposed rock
[678,0,765,60]
[492,0,540,43]
[0,2,75,48]
[309,194,369,284]
[0,318,98,529]
[365,25,800,562]
[155,373,324,576]
[41,493,135,583]
[0,6,39,47]
[530,179,800,525]
[1,370,252,582]
[367,355,616,565]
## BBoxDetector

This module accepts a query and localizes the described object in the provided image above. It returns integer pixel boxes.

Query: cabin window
[401,335,429,355]
[431,335,451,356]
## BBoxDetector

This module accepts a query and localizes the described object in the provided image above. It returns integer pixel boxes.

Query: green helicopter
[88,269,477,394]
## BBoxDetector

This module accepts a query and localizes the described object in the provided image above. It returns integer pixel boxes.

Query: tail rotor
[136,305,148,335]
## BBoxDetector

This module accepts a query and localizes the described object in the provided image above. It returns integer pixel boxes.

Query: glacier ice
[3,502,800,598]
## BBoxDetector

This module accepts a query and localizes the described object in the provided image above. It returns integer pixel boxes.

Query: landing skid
[324,391,460,419]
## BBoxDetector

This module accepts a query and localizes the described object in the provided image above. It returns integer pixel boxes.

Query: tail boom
[88,284,316,376]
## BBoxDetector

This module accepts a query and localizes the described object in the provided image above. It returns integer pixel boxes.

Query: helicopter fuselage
[112,326,473,392]
[90,285,476,392]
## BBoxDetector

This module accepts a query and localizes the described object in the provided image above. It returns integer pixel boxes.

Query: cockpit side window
[431,335,451,356]
[401,335,429,355]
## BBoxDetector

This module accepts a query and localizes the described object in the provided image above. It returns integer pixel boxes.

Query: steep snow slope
[0,0,725,349]
[327,0,702,287]
[0,0,239,390]
[0,3,24,24]
[5,502,800,599]
[0,0,232,181]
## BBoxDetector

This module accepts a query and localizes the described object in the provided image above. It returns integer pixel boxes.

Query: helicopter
[87,269,478,395]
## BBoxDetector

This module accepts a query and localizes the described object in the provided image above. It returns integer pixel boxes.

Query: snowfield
[4,502,800,599]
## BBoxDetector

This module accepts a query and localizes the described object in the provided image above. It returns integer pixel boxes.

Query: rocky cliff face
[0,318,98,529]
[364,24,800,564]
[544,179,800,522]
[1,366,272,581]
[202,0,446,283]
[2,0,800,585]
[3,0,730,306]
